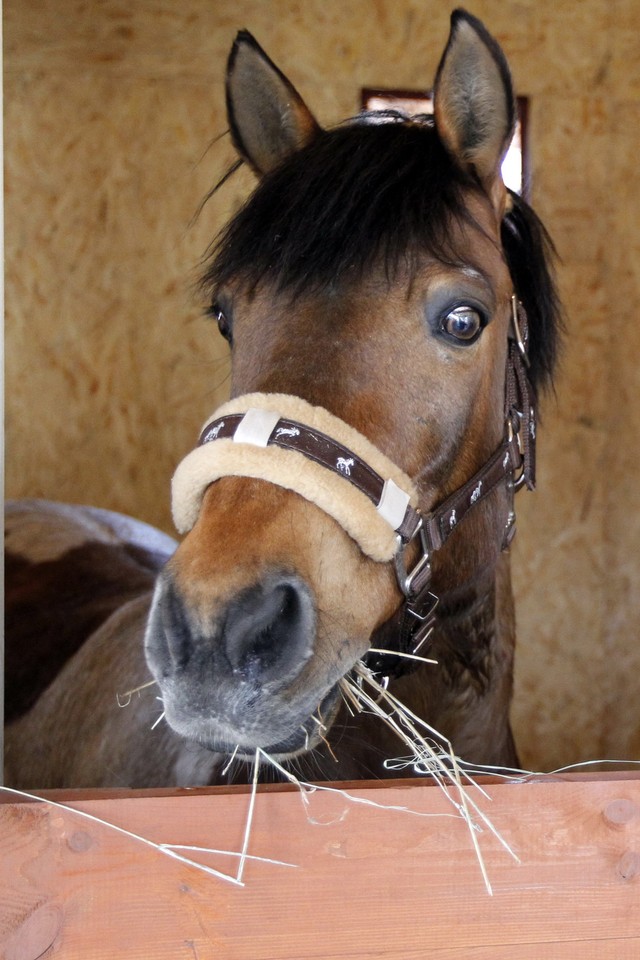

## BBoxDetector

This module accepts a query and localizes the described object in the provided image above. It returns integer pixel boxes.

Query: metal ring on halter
[406,591,439,654]
[393,525,431,599]
[507,415,527,490]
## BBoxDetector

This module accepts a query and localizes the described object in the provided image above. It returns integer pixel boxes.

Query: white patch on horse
[4,499,177,564]
[336,457,355,476]
[275,426,300,440]
[470,481,483,504]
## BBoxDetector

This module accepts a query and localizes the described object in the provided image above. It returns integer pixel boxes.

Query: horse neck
[409,550,519,767]
[435,551,514,683]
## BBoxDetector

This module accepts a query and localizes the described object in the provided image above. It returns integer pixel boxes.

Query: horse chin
[163,680,343,764]
[234,683,343,762]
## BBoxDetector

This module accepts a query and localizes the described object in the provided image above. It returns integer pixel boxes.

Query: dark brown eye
[211,303,233,344]
[442,305,483,343]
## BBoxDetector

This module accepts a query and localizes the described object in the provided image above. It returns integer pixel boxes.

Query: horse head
[144,10,560,778]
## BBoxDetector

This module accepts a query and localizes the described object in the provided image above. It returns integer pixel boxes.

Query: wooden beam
[1,774,639,958]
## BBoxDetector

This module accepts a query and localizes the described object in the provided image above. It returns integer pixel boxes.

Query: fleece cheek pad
[171,392,419,563]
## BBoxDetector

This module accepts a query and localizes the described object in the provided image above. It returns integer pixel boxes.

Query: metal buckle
[510,295,530,367]
[507,415,527,490]
[393,524,431,599]
[407,589,439,653]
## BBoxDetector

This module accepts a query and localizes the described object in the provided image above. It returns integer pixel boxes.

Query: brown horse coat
[4,11,560,788]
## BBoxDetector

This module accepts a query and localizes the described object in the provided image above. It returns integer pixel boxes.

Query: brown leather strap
[403,315,533,561]
[506,297,536,490]
[366,584,438,681]
[421,434,521,554]
[365,299,536,680]
[198,414,422,539]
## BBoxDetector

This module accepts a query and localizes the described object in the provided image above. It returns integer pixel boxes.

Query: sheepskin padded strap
[172,393,419,563]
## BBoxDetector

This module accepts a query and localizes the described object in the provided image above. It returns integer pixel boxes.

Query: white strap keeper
[377,478,411,531]
[233,408,281,447]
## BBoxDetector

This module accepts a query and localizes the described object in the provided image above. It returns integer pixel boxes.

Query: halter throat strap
[413,302,535,557]
[367,295,535,680]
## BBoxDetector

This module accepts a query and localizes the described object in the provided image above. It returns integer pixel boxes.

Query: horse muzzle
[144,565,342,756]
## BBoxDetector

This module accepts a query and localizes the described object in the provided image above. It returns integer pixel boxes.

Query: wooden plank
[1,775,639,958]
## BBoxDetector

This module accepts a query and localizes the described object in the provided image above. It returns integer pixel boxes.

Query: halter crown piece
[171,295,535,683]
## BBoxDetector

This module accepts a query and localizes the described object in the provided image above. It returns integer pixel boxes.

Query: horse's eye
[211,303,233,344]
[441,305,483,343]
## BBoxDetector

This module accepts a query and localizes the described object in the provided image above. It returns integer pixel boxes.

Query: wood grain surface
[1,774,639,958]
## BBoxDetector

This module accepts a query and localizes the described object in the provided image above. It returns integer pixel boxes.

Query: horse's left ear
[433,9,515,212]
[226,31,321,177]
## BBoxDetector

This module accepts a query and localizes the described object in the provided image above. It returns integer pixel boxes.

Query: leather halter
[193,295,535,683]
[367,295,535,681]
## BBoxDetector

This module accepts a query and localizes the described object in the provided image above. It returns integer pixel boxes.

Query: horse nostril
[223,577,315,684]
[145,576,194,676]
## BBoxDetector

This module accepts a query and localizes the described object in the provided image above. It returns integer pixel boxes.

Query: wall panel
[4,0,639,771]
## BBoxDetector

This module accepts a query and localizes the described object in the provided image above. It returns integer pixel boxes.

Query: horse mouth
[188,681,343,762]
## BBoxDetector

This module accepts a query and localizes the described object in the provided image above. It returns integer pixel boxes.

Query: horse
[4,9,561,789]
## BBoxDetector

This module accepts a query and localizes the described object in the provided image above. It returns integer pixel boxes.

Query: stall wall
[5,0,640,771]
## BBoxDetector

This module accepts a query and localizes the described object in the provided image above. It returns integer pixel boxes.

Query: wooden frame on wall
[362,89,530,198]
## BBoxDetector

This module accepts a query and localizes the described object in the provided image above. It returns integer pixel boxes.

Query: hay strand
[0,785,245,886]
[150,710,166,731]
[236,749,260,884]
[340,662,521,892]
[116,679,158,708]
[365,648,438,666]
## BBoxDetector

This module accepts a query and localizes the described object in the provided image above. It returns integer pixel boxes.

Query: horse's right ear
[226,31,321,177]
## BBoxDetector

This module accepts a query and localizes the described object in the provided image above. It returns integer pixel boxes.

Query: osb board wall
[4,1,640,773]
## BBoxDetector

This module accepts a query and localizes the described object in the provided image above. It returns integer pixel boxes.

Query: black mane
[202,117,561,390]
[501,192,562,389]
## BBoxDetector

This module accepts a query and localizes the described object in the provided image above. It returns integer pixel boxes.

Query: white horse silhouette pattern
[470,480,483,504]
[336,457,355,476]
[203,421,225,443]
[275,426,300,440]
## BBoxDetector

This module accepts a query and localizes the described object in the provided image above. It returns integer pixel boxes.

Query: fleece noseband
[173,392,420,563]
[172,298,535,682]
